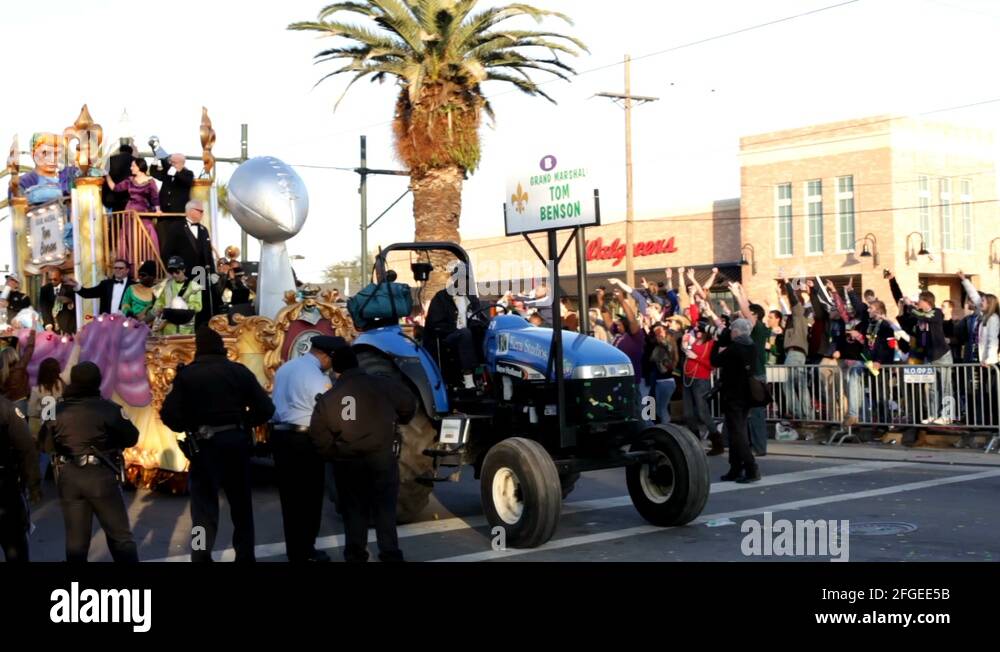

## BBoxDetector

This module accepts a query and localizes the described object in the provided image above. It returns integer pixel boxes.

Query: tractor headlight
[571,364,634,380]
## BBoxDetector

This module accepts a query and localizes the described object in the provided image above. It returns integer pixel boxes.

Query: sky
[3,0,1000,283]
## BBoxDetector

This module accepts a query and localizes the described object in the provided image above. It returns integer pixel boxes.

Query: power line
[559,0,863,82]
[459,197,999,253]
[265,1,864,151]
[278,93,1000,177]
[288,163,358,172]
[740,97,1000,155]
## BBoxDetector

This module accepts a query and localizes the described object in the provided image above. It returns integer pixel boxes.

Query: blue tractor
[351,242,710,548]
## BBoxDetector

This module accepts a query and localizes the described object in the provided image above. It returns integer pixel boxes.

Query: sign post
[505,154,600,449]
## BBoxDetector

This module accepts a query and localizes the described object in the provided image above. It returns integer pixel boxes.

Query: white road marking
[145,460,903,562]
[430,468,1000,562]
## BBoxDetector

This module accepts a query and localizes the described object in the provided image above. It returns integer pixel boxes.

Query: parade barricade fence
[707,362,1000,453]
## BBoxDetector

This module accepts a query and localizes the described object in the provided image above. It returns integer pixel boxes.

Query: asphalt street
[24,444,1000,562]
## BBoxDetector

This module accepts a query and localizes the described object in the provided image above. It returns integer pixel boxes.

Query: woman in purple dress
[106,159,160,260]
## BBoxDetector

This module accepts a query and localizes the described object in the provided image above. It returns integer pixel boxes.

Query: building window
[836,175,855,252]
[940,178,952,251]
[918,175,933,251]
[961,178,972,251]
[806,180,823,254]
[776,183,793,257]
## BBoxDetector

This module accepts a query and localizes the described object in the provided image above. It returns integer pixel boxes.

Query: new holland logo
[496,363,527,379]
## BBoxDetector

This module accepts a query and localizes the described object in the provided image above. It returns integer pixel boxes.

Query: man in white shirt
[270,336,337,562]
[73,259,135,316]
[423,262,483,390]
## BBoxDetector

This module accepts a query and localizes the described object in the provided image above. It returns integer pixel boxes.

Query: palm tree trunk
[411,165,464,298]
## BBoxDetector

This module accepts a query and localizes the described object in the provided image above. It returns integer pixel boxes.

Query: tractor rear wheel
[357,351,436,524]
[626,424,710,526]
[481,438,562,549]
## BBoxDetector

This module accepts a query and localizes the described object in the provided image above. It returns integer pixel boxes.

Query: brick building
[740,114,998,312]
[388,114,999,316]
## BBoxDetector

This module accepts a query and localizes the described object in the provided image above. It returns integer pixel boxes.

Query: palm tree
[215,182,230,218]
[290,0,586,289]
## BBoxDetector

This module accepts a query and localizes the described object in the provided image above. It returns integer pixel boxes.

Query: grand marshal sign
[504,153,599,236]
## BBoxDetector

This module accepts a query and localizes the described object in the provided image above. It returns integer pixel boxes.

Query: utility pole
[357,135,409,284]
[596,55,659,288]
[240,123,248,264]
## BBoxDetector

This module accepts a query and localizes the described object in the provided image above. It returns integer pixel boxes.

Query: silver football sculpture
[227,156,309,243]
[227,157,310,319]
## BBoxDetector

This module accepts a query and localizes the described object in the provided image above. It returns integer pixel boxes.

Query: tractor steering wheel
[469,304,493,325]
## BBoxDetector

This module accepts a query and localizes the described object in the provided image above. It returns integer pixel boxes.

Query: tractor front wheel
[626,424,710,526]
[480,438,562,549]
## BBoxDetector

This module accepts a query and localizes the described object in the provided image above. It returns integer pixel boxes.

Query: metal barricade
[709,364,846,426]
[707,361,1000,453]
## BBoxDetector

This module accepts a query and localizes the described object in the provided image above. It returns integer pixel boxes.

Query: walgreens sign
[586,237,678,267]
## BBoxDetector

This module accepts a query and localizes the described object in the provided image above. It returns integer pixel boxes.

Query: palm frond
[290,0,586,172]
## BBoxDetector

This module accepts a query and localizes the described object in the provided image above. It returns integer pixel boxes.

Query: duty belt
[272,424,310,433]
[55,455,102,467]
[193,424,242,439]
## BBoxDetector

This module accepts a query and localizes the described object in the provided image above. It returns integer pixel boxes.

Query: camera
[697,318,720,338]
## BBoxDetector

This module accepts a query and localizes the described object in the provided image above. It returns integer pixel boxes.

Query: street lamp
[990,238,1000,269]
[853,233,879,267]
[740,243,756,276]
[905,232,931,265]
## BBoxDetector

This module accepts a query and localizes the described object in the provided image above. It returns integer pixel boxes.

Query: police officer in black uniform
[309,339,416,563]
[44,362,139,562]
[0,395,39,562]
[160,326,274,562]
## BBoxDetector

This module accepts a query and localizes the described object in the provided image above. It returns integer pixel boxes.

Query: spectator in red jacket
[682,325,722,455]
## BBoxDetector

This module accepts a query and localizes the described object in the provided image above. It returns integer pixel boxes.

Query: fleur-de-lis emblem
[511,183,529,214]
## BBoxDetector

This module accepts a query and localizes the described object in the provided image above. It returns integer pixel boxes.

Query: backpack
[746,364,773,408]
[347,280,413,331]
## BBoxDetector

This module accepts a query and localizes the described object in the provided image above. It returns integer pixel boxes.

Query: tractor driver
[423,261,482,392]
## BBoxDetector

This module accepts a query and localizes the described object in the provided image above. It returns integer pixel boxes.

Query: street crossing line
[429,468,1000,562]
[146,460,902,562]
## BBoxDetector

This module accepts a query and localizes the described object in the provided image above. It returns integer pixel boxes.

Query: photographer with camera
[729,281,770,457]
[709,318,761,484]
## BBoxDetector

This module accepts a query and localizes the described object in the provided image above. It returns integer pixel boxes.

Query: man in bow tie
[72,259,136,316]
[161,200,216,326]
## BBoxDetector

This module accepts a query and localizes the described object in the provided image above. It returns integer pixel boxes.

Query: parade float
[4,105,353,492]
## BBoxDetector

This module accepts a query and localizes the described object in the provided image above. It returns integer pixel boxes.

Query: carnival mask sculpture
[227,156,309,320]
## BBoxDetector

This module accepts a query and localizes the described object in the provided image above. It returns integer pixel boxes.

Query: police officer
[309,340,416,563]
[0,395,39,562]
[44,362,139,562]
[160,326,274,562]
[270,337,339,562]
